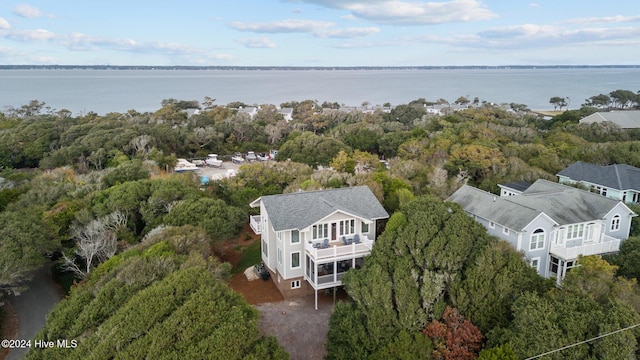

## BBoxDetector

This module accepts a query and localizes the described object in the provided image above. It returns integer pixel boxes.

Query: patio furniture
[354,234,361,244]
[322,238,329,248]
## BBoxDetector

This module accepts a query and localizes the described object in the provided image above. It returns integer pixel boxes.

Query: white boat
[231,153,245,164]
[174,158,199,172]
[205,154,223,167]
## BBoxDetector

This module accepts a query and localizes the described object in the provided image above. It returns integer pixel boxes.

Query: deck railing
[304,235,374,261]
[249,215,261,234]
[550,234,621,260]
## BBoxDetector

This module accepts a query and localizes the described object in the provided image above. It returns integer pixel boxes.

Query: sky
[0,0,639,66]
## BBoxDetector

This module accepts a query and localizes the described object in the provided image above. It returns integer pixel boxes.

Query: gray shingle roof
[448,179,622,231]
[557,161,640,191]
[580,111,640,129]
[254,186,389,231]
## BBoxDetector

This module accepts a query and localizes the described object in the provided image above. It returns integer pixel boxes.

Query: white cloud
[529,3,540,7]
[0,17,10,29]
[230,18,379,38]
[13,4,55,19]
[237,36,277,48]
[432,23,640,51]
[565,15,640,25]
[230,19,335,33]
[5,28,55,41]
[298,0,497,25]
[316,27,380,38]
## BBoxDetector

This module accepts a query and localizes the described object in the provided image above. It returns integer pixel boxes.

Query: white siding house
[557,161,640,205]
[250,186,389,308]
[448,179,636,285]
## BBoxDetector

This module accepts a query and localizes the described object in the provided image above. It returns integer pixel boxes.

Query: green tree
[327,196,492,358]
[163,197,245,241]
[276,132,350,167]
[549,96,567,111]
[0,207,56,295]
[605,236,640,280]
[27,241,288,360]
[452,241,547,334]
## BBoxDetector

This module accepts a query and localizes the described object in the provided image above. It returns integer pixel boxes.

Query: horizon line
[1,64,639,70]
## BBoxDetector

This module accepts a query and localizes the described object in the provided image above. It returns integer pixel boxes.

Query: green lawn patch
[232,240,261,275]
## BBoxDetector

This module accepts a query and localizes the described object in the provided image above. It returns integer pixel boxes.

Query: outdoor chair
[354,234,361,244]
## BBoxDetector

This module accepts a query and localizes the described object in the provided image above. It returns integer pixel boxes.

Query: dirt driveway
[256,293,342,360]
[230,271,345,360]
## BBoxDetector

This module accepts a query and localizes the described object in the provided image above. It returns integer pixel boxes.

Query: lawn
[232,240,262,275]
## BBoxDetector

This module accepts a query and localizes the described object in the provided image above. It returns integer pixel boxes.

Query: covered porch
[304,255,366,309]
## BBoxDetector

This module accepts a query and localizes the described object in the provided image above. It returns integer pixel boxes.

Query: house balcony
[550,235,621,260]
[304,234,374,262]
[249,215,261,235]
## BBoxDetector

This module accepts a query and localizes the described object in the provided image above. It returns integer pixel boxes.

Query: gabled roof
[251,186,389,232]
[557,161,640,191]
[448,179,626,231]
[580,111,640,129]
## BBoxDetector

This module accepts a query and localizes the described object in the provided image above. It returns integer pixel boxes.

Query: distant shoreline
[1,65,639,71]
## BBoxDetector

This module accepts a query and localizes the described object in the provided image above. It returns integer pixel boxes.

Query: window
[530,258,540,272]
[362,221,369,234]
[566,224,584,239]
[489,221,495,229]
[503,227,509,235]
[549,256,559,275]
[611,215,621,231]
[262,239,268,256]
[530,228,545,250]
[593,186,608,196]
[291,230,299,244]
[291,252,300,268]
[291,280,301,289]
[339,219,355,236]
[312,223,328,239]
[277,248,282,264]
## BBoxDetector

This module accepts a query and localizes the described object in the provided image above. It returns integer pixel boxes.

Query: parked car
[257,152,269,161]
[269,149,279,160]
[246,151,258,162]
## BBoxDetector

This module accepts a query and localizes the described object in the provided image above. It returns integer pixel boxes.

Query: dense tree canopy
[3,91,640,357]
[27,227,288,359]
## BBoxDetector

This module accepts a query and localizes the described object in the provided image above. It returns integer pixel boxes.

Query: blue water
[1,68,639,115]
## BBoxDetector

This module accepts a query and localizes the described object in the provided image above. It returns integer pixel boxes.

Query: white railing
[304,235,374,261]
[550,235,621,260]
[249,215,261,234]
[306,271,349,290]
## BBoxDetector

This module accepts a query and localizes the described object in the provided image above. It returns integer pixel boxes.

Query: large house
[448,179,636,285]
[557,161,640,204]
[249,186,389,308]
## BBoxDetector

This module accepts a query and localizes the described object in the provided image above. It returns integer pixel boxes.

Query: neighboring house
[249,186,389,308]
[277,107,294,122]
[448,179,636,285]
[498,181,531,197]
[557,161,640,204]
[238,106,259,119]
[424,104,469,116]
[579,110,640,129]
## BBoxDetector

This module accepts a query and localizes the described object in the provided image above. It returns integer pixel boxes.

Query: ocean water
[1,68,639,115]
